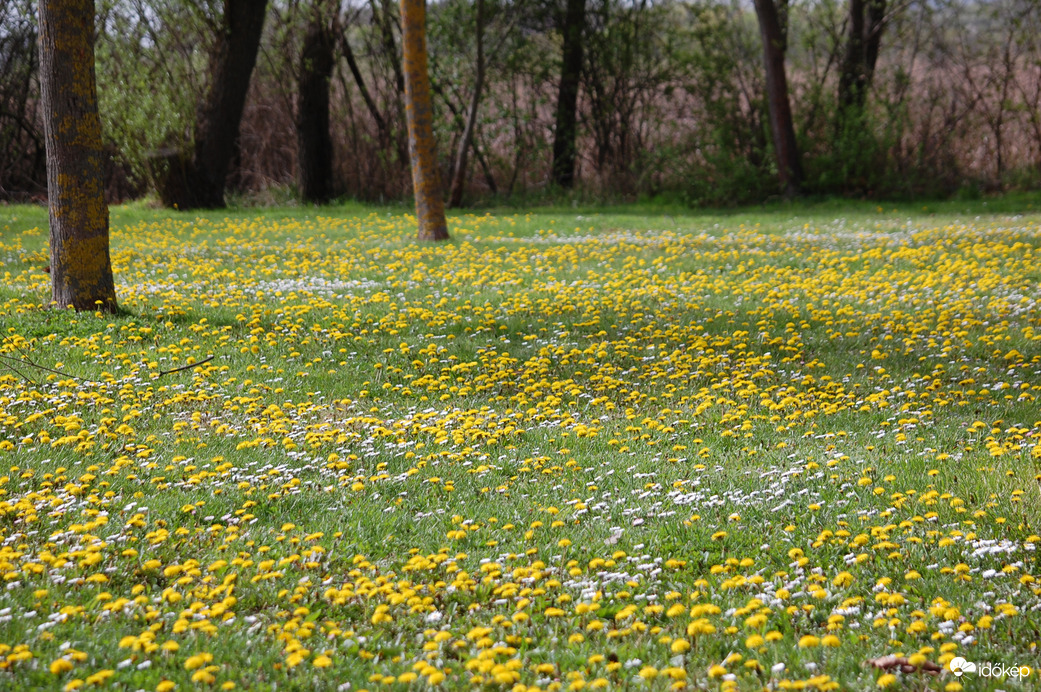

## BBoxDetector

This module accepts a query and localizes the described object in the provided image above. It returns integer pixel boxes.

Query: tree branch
[157,354,215,378]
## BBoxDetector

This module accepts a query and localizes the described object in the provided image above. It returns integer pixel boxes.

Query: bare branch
[0,355,38,386]
[157,354,215,378]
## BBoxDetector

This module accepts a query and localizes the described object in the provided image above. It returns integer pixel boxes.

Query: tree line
[6,0,1041,210]
[5,0,1041,210]
[4,0,1036,210]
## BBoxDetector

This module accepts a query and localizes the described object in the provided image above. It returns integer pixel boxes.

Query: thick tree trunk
[190,0,268,208]
[297,16,336,204]
[401,0,448,241]
[754,0,803,198]
[448,0,485,208]
[156,0,268,210]
[37,0,117,312]
[838,0,887,113]
[864,0,886,84]
[838,0,866,112]
[552,0,585,189]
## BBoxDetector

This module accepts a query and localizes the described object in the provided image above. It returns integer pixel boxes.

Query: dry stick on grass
[0,355,39,386]
[156,355,215,378]
[1,334,95,385]
[1,336,215,383]
[0,354,96,384]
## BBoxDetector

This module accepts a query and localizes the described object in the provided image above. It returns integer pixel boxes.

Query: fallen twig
[3,334,99,384]
[0,355,38,386]
[157,355,215,378]
[0,353,95,383]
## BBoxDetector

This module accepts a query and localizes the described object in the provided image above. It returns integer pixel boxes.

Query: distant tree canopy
[3,0,1041,206]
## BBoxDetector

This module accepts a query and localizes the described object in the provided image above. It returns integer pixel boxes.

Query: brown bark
[297,12,336,204]
[552,0,586,189]
[37,0,117,312]
[754,0,803,198]
[448,0,485,208]
[838,0,887,113]
[401,0,448,241]
[154,0,268,209]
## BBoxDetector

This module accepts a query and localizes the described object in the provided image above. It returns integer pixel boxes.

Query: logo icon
[949,657,977,677]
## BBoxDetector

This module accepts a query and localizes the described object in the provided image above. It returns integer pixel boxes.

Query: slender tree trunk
[448,0,485,208]
[37,0,116,312]
[552,0,585,189]
[375,0,406,95]
[401,0,448,240]
[342,27,388,139]
[753,0,803,198]
[297,13,336,204]
[433,78,498,195]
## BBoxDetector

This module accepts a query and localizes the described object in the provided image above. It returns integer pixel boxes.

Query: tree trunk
[37,0,117,312]
[401,0,448,241]
[297,14,336,204]
[448,0,485,208]
[864,0,886,94]
[753,0,803,198]
[551,0,585,189]
[155,0,268,209]
[838,0,887,113]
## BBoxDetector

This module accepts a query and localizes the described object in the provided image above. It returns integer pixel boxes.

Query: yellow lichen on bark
[400,0,449,242]
[38,0,117,312]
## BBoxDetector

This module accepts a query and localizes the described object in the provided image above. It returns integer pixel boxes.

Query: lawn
[0,199,1039,691]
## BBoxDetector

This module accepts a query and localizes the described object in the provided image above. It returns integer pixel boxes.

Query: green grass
[0,198,1039,691]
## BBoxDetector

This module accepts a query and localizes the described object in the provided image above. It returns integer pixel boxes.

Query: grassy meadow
[0,199,1039,690]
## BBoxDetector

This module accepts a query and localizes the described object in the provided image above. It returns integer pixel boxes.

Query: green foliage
[675,2,775,204]
[803,106,891,196]
[94,1,212,188]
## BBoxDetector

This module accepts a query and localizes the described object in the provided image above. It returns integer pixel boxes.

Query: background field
[1,200,1039,690]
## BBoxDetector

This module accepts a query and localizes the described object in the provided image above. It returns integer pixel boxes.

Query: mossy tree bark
[37,0,117,312]
[401,0,449,241]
